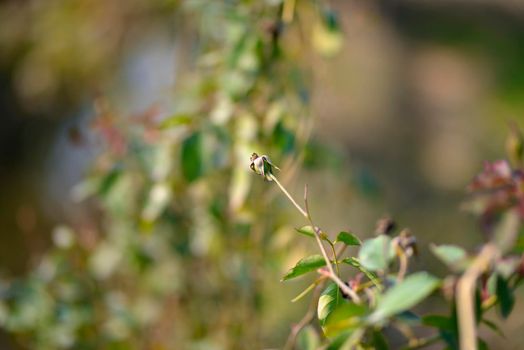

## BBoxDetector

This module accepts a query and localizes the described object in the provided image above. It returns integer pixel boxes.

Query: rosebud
[249,153,280,181]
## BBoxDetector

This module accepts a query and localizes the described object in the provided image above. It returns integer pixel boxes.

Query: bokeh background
[1,0,524,349]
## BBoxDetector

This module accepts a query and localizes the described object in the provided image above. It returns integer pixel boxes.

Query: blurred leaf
[98,167,121,196]
[326,331,352,350]
[318,283,343,326]
[430,244,469,271]
[496,275,515,318]
[303,140,343,170]
[282,255,326,281]
[358,235,395,272]
[482,319,505,338]
[495,257,520,278]
[475,288,483,324]
[335,231,360,246]
[159,114,192,129]
[422,315,454,331]
[297,325,320,350]
[296,226,315,238]
[312,12,343,58]
[273,121,296,154]
[323,303,367,338]
[372,329,389,350]
[368,272,440,323]
[296,226,329,241]
[181,132,203,182]
[478,338,489,350]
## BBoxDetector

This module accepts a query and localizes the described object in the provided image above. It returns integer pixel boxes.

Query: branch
[456,244,498,350]
[456,211,519,350]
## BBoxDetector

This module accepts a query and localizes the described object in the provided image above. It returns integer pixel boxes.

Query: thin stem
[329,241,340,276]
[270,173,360,303]
[328,241,340,305]
[269,174,308,218]
[304,185,361,303]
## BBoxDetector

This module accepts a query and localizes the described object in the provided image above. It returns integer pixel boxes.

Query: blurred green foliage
[0,0,343,348]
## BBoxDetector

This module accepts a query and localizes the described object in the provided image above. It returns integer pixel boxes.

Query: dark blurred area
[2,0,524,348]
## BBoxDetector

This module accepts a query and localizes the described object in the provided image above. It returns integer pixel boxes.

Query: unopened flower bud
[249,153,280,181]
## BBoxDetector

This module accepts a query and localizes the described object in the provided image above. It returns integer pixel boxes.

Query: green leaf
[318,283,344,326]
[422,315,454,331]
[323,303,368,338]
[326,331,352,350]
[297,325,320,350]
[478,338,489,350]
[482,319,505,338]
[358,235,395,272]
[335,231,360,246]
[368,272,440,323]
[341,257,382,290]
[296,226,315,238]
[98,167,121,196]
[282,255,326,281]
[159,114,192,129]
[181,132,203,182]
[295,226,329,241]
[372,329,389,350]
[496,275,515,318]
[430,244,469,271]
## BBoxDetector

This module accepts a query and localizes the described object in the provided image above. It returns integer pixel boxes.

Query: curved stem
[329,241,340,276]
